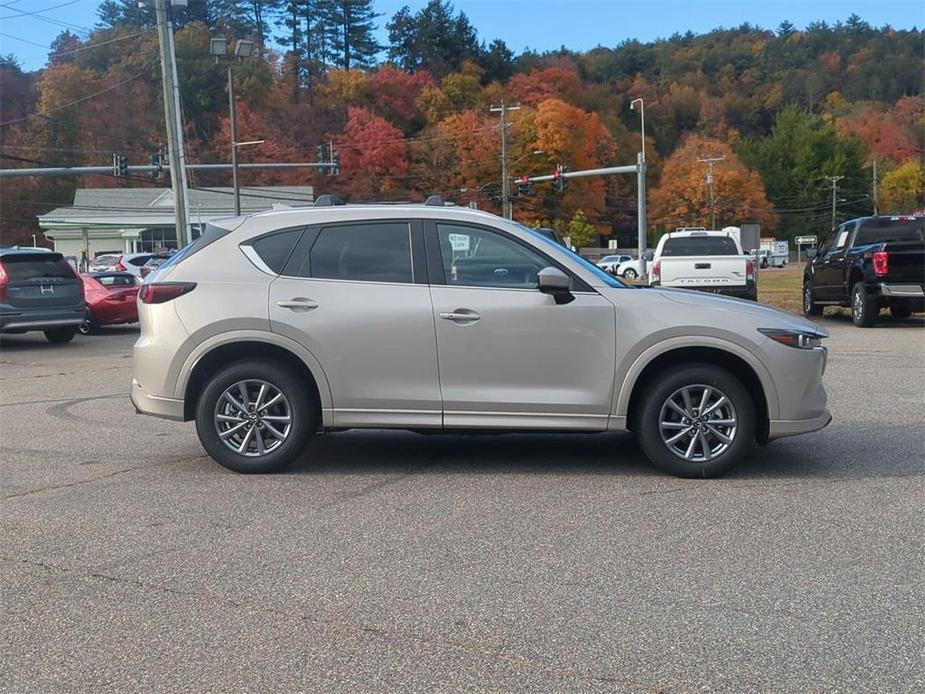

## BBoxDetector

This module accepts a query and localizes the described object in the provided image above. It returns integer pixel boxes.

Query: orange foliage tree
[650,135,778,231]
[333,107,409,199]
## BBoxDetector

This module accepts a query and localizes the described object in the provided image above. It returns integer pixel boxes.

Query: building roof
[38,186,315,228]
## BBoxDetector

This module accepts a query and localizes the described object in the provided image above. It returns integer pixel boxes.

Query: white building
[38,185,314,258]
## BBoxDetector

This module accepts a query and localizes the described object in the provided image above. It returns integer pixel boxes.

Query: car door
[814,223,854,299]
[268,219,442,428]
[426,221,617,430]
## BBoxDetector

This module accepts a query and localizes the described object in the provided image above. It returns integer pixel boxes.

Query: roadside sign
[608,239,619,249]
[795,235,817,245]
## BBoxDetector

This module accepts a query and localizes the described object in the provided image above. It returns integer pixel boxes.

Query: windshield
[516,224,624,288]
[661,236,739,256]
[855,218,924,245]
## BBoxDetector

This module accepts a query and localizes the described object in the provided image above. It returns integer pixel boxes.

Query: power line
[0,0,81,20]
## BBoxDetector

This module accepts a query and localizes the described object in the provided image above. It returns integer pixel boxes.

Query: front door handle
[277,298,318,312]
[439,309,480,324]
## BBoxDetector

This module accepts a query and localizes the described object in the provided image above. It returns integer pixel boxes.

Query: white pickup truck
[649,229,757,300]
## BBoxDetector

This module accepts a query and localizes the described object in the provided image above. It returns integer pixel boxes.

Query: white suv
[132,201,831,478]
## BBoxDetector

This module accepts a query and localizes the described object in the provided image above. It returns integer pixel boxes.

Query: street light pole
[631,98,647,279]
[227,64,240,215]
[630,98,645,163]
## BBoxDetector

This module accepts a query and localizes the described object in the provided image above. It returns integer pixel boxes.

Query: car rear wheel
[622,268,638,280]
[636,364,755,478]
[195,359,316,474]
[802,279,822,317]
[851,281,877,328]
[44,326,77,343]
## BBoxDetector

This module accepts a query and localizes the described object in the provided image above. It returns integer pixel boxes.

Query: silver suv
[132,202,831,478]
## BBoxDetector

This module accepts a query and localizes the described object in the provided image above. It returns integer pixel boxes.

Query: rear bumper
[876,283,924,298]
[131,379,184,421]
[0,306,85,332]
[768,409,832,440]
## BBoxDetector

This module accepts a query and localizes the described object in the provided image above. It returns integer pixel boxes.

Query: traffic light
[112,154,128,177]
[148,150,163,181]
[553,164,567,193]
[517,175,531,196]
[316,144,327,165]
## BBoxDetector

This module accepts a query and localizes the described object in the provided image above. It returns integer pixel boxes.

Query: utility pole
[826,175,845,229]
[489,101,520,220]
[155,0,190,246]
[697,157,725,229]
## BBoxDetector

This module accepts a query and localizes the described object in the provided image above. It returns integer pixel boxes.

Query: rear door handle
[439,309,480,324]
[695,263,711,269]
[277,298,318,312]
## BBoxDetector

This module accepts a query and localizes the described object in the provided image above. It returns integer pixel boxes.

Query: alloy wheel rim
[658,384,737,463]
[214,379,292,457]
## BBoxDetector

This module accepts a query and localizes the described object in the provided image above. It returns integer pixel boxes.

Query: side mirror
[537,266,574,305]
[805,248,817,258]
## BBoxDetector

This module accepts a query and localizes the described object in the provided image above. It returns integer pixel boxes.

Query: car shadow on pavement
[820,312,925,328]
[288,430,660,478]
[281,421,923,482]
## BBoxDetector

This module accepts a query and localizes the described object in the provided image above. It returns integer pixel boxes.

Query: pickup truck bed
[651,231,757,300]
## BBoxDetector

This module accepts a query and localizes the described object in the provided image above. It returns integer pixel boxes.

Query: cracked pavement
[1,316,923,692]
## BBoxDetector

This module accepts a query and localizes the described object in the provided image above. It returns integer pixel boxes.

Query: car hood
[643,287,829,336]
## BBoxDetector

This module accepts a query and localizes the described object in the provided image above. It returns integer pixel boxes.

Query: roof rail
[424,194,444,207]
[313,194,346,207]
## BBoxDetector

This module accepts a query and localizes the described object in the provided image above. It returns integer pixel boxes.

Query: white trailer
[759,238,789,267]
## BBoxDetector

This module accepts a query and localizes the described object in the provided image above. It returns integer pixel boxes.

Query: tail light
[115,256,127,271]
[650,260,661,284]
[872,251,889,277]
[139,282,196,304]
[746,259,755,282]
[0,261,7,301]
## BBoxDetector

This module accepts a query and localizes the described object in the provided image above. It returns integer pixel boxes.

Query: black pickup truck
[803,215,924,327]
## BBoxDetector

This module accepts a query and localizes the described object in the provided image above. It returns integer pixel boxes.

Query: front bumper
[768,410,832,440]
[131,379,184,421]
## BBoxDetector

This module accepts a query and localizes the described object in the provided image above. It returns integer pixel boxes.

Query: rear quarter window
[248,228,304,274]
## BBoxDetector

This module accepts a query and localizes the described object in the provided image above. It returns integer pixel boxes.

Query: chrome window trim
[239,244,276,276]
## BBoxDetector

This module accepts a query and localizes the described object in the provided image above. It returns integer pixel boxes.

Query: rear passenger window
[308,223,412,283]
[251,228,303,274]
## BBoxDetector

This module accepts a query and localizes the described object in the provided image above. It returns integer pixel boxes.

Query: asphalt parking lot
[1,315,923,692]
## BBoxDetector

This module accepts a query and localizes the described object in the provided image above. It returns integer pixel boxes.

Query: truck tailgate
[882,241,925,284]
[659,256,749,288]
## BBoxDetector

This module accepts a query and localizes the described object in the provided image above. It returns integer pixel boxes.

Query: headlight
[758,328,826,349]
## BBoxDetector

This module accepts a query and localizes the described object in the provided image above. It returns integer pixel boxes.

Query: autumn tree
[650,135,778,231]
[333,107,408,198]
[879,160,925,213]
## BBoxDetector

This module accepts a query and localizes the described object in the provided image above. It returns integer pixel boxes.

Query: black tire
[195,359,316,474]
[635,363,755,478]
[622,268,638,280]
[890,302,912,319]
[78,312,100,335]
[44,326,77,343]
[802,278,822,317]
[851,281,878,328]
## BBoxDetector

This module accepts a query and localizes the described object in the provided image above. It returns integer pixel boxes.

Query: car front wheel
[636,363,755,478]
[622,268,638,280]
[195,359,316,473]
[802,279,822,317]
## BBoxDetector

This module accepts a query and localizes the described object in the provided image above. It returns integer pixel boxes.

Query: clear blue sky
[2,0,922,71]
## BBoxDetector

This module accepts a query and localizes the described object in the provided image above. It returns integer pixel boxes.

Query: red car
[79,272,139,334]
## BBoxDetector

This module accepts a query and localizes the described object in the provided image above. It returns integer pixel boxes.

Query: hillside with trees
[1,0,922,247]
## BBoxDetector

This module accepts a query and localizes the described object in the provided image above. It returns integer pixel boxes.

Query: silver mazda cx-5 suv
[132,201,831,478]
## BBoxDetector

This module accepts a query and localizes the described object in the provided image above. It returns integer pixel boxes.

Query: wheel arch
[177,332,333,424]
[618,340,777,444]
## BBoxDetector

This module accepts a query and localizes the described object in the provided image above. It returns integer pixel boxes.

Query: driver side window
[436,224,550,289]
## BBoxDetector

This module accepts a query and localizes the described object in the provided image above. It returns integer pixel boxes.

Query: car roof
[248,203,505,225]
[0,248,61,258]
